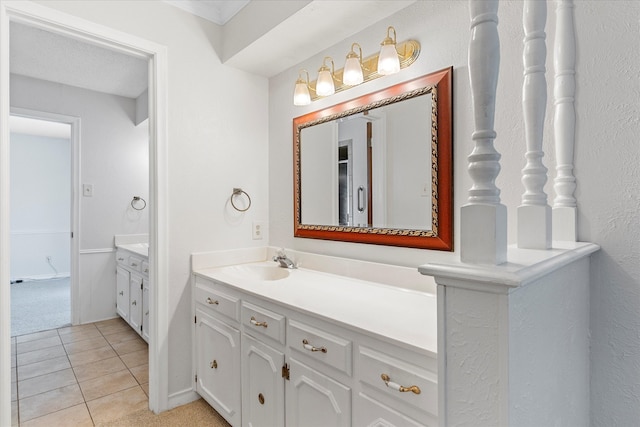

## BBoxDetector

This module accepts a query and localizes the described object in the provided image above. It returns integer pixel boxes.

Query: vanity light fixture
[293,69,311,106]
[315,57,336,97]
[293,26,420,105]
[343,43,364,86]
[378,26,401,75]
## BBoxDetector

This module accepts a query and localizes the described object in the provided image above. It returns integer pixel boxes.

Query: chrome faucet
[273,250,296,269]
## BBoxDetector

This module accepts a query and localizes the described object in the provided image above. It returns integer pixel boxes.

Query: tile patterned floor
[11,317,149,426]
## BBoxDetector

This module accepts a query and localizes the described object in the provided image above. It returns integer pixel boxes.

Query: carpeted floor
[98,398,231,427]
[10,277,70,337]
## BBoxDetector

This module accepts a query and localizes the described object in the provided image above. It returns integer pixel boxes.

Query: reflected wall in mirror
[294,67,453,250]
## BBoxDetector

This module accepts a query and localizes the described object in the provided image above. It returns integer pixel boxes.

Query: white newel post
[518,0,552,249]
[552,0,578,241]
[461,0,507,265]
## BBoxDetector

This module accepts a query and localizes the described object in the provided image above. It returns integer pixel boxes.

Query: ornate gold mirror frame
[293,67,453,250]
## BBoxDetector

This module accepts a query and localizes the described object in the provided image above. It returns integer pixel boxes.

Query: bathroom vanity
[115,241,150,342]
[191,248,438,427]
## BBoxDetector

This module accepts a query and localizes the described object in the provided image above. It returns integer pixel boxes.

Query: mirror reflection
[294,67,453,250]
[300,93,433,230]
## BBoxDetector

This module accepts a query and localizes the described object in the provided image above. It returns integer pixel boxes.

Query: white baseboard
[167,388,200,410]
[11,273,70,282]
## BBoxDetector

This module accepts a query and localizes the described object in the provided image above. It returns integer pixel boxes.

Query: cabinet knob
[380,373,421,395]
[250,316,268,328]
[206,297,219,305]
[119,291,124,296]
[210,359,217,369]
[302,339,327,353]
[258,393,265,405]
[132,300,137,306]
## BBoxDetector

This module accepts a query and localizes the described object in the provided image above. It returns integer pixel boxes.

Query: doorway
[0,1,170,421]
[9,113,75,337]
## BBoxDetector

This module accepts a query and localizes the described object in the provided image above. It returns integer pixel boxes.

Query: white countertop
[116,243,149,258]
[194,261,437,355]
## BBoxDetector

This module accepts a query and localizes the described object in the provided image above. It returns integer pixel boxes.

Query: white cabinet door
[355,392,433,427]
[241,334,284,427]
[286,357,351,427]
[116,266,130,321]
[142,279,149,342]
[195,308,241,426]
[129,273,143,335]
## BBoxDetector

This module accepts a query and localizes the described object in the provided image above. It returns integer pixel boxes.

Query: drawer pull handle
[258,393,265,405]
[210,359,217,369]
[117,257,125,261]
[250,316,268,328]
[206,297,219,305]
[144,268,149,273]
[131,263,138,267]
[302,339,327,353]
[119,291,124,296]
[132,300,137,306]
[381,374,421,395]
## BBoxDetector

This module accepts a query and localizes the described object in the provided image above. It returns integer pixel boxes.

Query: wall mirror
[293,66,453,250]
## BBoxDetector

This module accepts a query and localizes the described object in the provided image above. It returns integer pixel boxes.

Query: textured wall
[576,2,640,426]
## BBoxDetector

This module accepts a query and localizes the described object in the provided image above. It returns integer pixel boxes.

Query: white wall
[269,1,640,425]
[10,132,70,279]
[29,0,270,400]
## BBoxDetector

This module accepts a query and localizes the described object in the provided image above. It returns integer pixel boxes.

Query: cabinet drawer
[288,319,352,376]
[116,250,128,266]
[359,346,437,417]
[141,260,150,276]
[128,255,143,272]
[195,279,240,322]
[241,302,285,345]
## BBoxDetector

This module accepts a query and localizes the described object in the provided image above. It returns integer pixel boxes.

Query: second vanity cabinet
[116,248,150,342]
[192,270,438,427]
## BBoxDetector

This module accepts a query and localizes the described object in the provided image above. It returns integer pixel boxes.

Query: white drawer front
[128,255,143,272]
[141,260,150,276]
[242,302,286,345]
[288,319,352,376]
[195,279,240,323]
[116,250,128,266]
[359,346,437,417]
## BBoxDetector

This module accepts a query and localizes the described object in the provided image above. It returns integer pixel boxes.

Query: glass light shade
[377,44,400,75]
[316,68,335,96]
[293,80,311,106]
[343,56,364,86]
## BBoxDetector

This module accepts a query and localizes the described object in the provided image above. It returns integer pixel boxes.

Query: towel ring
[131,196,146,211]
[231,188,251,212]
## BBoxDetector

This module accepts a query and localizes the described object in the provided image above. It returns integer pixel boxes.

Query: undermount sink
[225,264,291,281]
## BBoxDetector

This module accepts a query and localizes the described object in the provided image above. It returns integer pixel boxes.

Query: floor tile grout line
[13,319,149,426]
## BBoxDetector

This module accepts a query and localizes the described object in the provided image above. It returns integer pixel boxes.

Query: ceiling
[9,1,415,101]
[163,0,250,25]
[9,1,251,100]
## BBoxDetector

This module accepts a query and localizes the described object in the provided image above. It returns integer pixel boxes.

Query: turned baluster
[518,0,552,249]
[461,0,507,264]
[552,0,578,241]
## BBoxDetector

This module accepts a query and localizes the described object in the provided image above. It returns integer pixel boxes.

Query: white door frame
[10,107,80,325]
[0,2,170,423]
